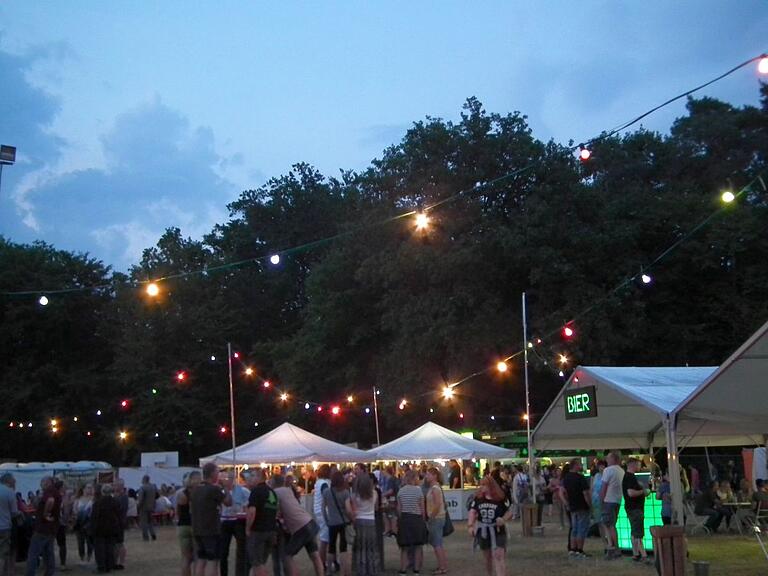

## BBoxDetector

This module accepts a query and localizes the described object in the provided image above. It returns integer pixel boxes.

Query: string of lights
[3,53,765,302]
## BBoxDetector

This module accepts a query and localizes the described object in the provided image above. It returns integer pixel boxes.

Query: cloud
[15,98,238,269]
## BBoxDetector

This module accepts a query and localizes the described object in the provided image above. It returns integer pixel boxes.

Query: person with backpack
[245,469,278,576]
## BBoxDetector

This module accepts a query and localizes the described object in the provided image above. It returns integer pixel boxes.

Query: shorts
[177,525,194,556]
[315,517,329,544]
[627,508,645,539]
[195,535,221,561]
[328,524,348,554]
[570,510,590,540]
[247,531,275,567]
[385,499,398,519]
[477,528,506,551]
[601,502,620,527]
[0,530,11,559]
[115,528,125,545]
[427,517,445,548]
[285,520,319,557]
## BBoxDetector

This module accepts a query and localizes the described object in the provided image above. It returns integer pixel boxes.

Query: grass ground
[13,517,767,575]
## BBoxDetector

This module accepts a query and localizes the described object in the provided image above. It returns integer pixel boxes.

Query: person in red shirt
[25,476,61,576]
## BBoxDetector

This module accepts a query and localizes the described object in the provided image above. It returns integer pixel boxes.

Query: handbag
[441,490,454,537]
[331,488,355,542]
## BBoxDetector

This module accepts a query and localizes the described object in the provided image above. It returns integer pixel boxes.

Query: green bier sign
[564,385,597,420]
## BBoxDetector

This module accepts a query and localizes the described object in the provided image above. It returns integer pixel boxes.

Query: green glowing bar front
[615,474,663,551]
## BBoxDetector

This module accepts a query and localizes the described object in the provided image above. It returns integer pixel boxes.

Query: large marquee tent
[199,422,370,465]
[368,421,516,461]
[531,318,768,524]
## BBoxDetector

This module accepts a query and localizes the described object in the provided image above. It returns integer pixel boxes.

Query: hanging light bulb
[304,402,310,410]
[176,371,186,382]
[331,405,341,415]
[146,282,160,297]
[442,386,454,400]
[262,380,271,389]
[721,190,735,204]
[270,254,281,265]
[559,354,569,365]
[347,395,354,403]
[558,370,565,378]
[641,273,653,285]
[415,212,429,230]
[280,392,289,402]
[496,361,508,373]
[245,367,254,376]
[38,295,49,306]
[562,325,575,339]
[364,408,371,414]
[758,55,768,75]
[578,145,592,162]
[119,431,127,440]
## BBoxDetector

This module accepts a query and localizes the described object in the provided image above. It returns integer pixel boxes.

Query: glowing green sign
[564,385,597,420]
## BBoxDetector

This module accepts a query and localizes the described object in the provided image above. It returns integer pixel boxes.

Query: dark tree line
[2,87,767,464]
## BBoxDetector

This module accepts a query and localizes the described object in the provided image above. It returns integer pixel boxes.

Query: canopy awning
[675,318,768,446]
[199,422,371,466]
[532,366,717,451]
[368,421,516,461]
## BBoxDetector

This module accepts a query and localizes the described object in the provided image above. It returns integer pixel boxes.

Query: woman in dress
[73,483,95,564]
[467,475,512,576]
[549,467,565,530]
[347,473,379,575]
[396,470,427,576]
[425,467,448,575]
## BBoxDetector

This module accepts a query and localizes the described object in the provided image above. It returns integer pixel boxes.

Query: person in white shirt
[220,472,251,576]
[599,452,625,560]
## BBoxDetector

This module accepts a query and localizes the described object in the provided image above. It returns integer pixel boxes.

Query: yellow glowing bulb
[759,56,768,75]
[51,426,58,433]
[721,191,735,204]
[559,354,568,365]
[119,431,127,440]
[347,395,354,403]
[415,212,429,230]
[442,386,454,400]
[50,419,58,427]
[244,367,254,376]
[522,413,529,421]
[280,393,289,402]
[496,361,508,373]
[146,282,160,297]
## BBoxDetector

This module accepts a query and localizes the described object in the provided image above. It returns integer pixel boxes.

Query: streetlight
[0,145,16,198]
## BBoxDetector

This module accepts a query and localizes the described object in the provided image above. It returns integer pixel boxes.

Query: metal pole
[372,386,381,446]
[522,292,535,502]
[228,342,237,468]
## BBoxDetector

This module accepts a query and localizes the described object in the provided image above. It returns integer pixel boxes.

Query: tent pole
[228,342,237,469]
[522,292,535,502]
[373,386,381,446]
[665,416,684,525]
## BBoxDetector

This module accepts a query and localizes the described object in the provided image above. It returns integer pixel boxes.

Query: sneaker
[578,551,592,559]
[568,551,577,559]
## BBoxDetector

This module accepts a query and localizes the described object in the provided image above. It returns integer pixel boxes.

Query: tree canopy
[1,86,767,463]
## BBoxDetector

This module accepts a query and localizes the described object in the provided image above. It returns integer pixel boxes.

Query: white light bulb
[641,274,652,284]
[38,296,49,306]
[270,254,280,265]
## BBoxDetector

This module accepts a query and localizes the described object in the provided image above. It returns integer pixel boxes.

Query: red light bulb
[331,406,340,415]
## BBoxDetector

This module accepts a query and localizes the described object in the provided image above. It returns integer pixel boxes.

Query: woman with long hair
[323,470,352,575]
[468,475,512,576]
[425,467,448,575]
[73,483,95,564]
[347,473,379,575]
[396,471,427,576]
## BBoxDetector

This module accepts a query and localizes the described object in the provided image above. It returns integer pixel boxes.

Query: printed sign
[564,385,597,420]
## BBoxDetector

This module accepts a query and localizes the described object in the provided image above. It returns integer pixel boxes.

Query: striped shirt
[397,484,424,515]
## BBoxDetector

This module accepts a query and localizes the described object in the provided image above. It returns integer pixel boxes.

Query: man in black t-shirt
[245,469,278,576]
[561,458,591,558]
[622,458,649,563]
[191,463,232,576]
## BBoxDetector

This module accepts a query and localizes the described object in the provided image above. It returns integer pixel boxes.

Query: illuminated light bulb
[641,273,653,285]
[86,431,92,437]
[96,410,102,416]
[120,400,128,408]
[559,354,569,365]
[270,254,281,265]
[490,415,495,421]
[527,342,533,348]
[558,370,565,378]
[154,432,159,438]
[365,408,371,414]
[399,403,405,410]
[429,408,434,413]
[38,295,49,306]
[459,413,464,419]
[220,426,227,434]
[496,361,508,373]
[146,283,160,297]
[347,395,354,403]
[563,325,574,339]
[721,191,735,204]
[317,406,323,412]
[304,403,310,410]
[233,352,240,359]
[523,413,529,421]
[188,430,193,436]
[254,421,259,427]
[415,212,429,230]
[73,416,78,422]
[152,388,157,395]
[331,406,340,415]
[579,145,592,162]
[119,431,127,440]
[176,372,186,382]
[759,56,768,74]
[27,422,32,428]
[280,393,289,402]
[442,386,454,400]
[535,338,542,344]
[51,426,58,433]
[50,419,58,427]
[210,355,216,361]
[9,422,13,428]
[263,380,271,389]
[245,367,254,376]
[574,376,580,383]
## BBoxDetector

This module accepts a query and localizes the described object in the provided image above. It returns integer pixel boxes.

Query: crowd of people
[2,457,766,576]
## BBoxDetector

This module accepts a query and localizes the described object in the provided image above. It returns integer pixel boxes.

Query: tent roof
[0,461,112,471]
[199,422,370,465]
[675,319,768,442]
[368,421,516,461]
[532,366,717,451]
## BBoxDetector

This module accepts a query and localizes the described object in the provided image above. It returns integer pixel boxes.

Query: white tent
[0,461,112,498]
[532,366,718,452]
[199,422,370,466]
[368,421,516,461]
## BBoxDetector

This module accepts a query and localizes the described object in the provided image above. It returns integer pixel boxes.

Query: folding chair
[685,501,711,535]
